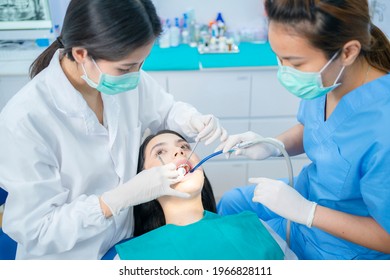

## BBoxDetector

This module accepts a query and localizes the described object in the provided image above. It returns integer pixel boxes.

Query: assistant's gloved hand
[216,131,284,160]
[101,163,190,216]
[189,114,228,145]
[250,177,317,227]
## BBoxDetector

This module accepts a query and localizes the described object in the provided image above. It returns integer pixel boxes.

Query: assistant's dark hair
[133,130,217,237]
[29,0,162,78]
[264,0,390,73]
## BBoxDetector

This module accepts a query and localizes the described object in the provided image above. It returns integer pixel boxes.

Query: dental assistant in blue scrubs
[217,0,390,259]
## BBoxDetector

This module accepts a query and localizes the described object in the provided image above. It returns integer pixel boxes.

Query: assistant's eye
[291,63,303,68]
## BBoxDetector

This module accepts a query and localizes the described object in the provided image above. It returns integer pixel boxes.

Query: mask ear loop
[319,51,340,73]
[91,58,104,77]
[81,58,103,87]
[332,65,345,86]
[319,51,345,86]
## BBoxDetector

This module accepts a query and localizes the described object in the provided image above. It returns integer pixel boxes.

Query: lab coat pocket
[116,123,142,183]
[316,139,351,198]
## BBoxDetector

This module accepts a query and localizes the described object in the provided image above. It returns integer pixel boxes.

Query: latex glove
[189,114,228,145]
[101,163,190,216]
[216,131,283,160]
[250,177,317,227]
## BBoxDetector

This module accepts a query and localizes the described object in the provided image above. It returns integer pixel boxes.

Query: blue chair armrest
[0,188,7,205]
[0,228,17,260]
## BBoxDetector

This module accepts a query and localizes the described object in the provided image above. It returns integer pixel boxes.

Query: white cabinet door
[0,76,30,112]
[251,69,301,117]
[247,158,311,182]
[167,71,251,118]
[147,71,168,91]
[194,119,250,162]
[250,118,299,137]
[250,119,308,159]
[202,161,248,202]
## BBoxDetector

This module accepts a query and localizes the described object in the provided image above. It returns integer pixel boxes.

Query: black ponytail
[29,38,63,79]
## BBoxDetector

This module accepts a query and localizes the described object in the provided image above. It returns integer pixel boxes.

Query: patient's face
[144,133,204,195]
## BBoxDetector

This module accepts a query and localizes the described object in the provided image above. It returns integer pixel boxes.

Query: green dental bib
[116,211,284,260]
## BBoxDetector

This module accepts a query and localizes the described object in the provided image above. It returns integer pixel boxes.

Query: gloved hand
[250,177,317,227]
[189,114,228,145]
[101,163,190,216]
[216,131,284,160]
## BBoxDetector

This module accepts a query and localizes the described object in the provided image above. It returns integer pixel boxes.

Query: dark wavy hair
[133,130,217,236]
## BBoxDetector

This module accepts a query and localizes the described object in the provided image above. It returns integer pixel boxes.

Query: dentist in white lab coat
[0,0,226,259]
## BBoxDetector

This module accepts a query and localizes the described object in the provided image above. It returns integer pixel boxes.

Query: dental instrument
[189,137,294,247]
[158,155,165,165]
[185,140,200,165]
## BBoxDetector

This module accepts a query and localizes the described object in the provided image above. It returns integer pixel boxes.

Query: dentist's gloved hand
[189,114,228,145]
[101,163,190,216]
[216,131,284,160]
[250,177,317,227]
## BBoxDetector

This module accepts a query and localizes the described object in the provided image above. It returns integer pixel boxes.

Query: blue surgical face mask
[81,59,141,95]
[277,52,345,100]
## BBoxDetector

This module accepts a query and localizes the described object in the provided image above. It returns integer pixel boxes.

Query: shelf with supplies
[143,41,278,71]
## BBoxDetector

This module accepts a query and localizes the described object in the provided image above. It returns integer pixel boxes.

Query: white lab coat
[0,51,201,259]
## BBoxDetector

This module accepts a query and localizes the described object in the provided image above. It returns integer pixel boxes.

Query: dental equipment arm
[100,163,190,217]
[216,131,284,160]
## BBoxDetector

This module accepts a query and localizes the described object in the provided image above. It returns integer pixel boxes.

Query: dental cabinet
[0,43,310,202]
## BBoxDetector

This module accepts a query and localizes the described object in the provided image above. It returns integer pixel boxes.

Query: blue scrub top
[218,74,390,260]
[295,73,390,259]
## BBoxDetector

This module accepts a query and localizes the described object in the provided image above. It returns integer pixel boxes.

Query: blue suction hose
[190,150,226,172]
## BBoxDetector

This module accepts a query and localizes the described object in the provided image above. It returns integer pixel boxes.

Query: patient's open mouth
[177,163,191,177]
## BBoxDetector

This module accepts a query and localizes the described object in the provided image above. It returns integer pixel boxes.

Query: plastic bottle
[187,9,197,47]
[170,17,180,47]
[216,12,226,38]
[159,19,171,48]
[181,20,190,44]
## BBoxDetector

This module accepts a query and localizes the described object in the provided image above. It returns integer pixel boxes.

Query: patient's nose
[174,149,185,157]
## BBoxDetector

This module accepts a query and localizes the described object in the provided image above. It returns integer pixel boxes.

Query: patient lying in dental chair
[115,130,297,260]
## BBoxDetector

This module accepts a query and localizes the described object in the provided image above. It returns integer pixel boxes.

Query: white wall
[369,0,390,37]
[47,0,390,38]
[152,0,266,32]
[48,0,70,32]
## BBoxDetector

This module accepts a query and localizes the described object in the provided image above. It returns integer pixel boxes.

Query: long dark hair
[29,0,162,78]
[133,130,217,237]
[264,0,390,73]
